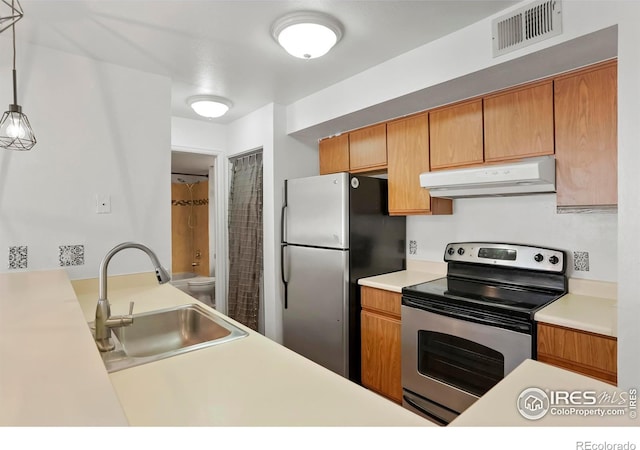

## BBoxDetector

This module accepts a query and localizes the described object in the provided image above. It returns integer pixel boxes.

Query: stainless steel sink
[91,303,248,372]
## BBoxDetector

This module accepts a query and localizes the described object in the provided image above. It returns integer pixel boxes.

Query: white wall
[409,195,617,282]
[171,116,226,151]
[285,1,640,387]
[0,42,171,280]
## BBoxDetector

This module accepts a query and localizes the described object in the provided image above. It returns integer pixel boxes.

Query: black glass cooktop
[402,276,566,318]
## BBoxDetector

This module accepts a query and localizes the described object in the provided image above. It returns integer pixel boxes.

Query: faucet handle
[128,301,135,316]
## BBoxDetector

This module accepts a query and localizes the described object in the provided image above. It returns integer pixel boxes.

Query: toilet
[187,277,216,307]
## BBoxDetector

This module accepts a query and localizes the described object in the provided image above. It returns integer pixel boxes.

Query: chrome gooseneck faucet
[94,242,171,352]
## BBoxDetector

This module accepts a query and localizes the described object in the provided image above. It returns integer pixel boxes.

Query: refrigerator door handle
[280,180,287,244]
[281,243,288,309]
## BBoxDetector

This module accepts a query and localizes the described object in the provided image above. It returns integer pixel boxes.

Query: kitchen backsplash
[406,193,617,282]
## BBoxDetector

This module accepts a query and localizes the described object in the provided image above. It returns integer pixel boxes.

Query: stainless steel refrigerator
[281,173,406,382]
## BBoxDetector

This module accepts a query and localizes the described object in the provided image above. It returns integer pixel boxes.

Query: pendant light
[0,0,35,151]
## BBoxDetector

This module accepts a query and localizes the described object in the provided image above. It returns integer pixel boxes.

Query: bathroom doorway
[170,149,226,310]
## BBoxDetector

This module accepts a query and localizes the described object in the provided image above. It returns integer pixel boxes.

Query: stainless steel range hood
[419,156,556,199]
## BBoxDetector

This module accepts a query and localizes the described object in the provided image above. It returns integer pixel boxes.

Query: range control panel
[444,242,566,273]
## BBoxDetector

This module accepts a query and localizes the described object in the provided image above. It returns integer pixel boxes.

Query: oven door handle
[403,298,531,333]
[403,392,450,426]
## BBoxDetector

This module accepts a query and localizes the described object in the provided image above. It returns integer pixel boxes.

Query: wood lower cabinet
[554,60,617,208]
[484,80,555,162]
[537,322,617,385]
[387,113,452,216]
[360,286,402,403]
[349,123,387,173]
[429,99,484,170]
[319,134,349,175]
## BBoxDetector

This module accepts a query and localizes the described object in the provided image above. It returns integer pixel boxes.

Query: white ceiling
[11,0,523,176]
[16,0,518,124]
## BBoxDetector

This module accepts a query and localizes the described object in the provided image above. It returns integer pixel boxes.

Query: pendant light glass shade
[0,104,36,150]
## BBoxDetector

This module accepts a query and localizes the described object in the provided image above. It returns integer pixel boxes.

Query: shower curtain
[227,151,263,331]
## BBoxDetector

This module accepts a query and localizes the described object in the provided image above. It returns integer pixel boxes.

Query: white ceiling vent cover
[492,0,562,57]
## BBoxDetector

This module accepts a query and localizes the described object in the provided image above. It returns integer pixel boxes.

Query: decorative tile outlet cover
[59,245,85,267]
[8,246,28,269]
[409,240,418,255]
[573,251,590,272]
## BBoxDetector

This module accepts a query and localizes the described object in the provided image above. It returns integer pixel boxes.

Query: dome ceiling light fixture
[271,11,343,59]
[187,95,232,119]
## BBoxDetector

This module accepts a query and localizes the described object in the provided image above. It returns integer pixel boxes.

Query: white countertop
[358,270,443,292]
[450,359,636,426]
[362,264,618,338]
[0,270,127,426]
[535,293,617,337]
[2,269,630,428]
[72,272,435,427]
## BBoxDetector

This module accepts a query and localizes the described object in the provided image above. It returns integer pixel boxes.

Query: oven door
[401,303,532,421]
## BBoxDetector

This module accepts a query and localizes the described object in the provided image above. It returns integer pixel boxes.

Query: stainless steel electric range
[401,242,568,425]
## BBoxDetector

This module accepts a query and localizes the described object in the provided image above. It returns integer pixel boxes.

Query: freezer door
[284,173,349,249]
[282,245,349,377]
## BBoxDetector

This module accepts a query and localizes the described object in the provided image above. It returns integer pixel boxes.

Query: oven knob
[457,248,465,256]
[447,247,455,256]
[549,255,559,265]
[534,253,544,263]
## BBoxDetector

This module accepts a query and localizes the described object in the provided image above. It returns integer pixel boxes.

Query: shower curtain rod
[229,148,262,163]
[171,172,209,178]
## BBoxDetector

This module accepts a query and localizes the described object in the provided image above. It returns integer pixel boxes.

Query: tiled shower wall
[171,181,210,277]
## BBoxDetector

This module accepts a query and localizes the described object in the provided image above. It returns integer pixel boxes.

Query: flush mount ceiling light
[187,95,232,119]
[271,11,343,59]
[0,0,36,151]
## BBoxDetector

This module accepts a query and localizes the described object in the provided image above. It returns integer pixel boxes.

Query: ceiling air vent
[492,0,562,57]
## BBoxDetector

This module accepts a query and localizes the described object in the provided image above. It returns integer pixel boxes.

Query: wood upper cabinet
[484,81,555,162]
[387,113,452,216]
[429,99,484,170]
[360,286,402,403]
[537,322,617,385]
[348,123,387,172]
[554,61,617,208]
[319,134,349,175]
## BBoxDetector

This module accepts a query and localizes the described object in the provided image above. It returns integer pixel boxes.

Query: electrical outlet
[409,240,418,255]
[573,251,590,272]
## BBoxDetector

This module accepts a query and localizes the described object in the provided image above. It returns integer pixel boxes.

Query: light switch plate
[96,194,111,214]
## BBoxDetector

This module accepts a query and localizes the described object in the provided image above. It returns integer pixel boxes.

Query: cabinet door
[361,309,402,403]
[554,61,617,208]
[429,99,484,170]
[387,114,452,216]
[484,81,554,162]
[537,323,617,385]
[319,134,349,175]
[349,123,387,172]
